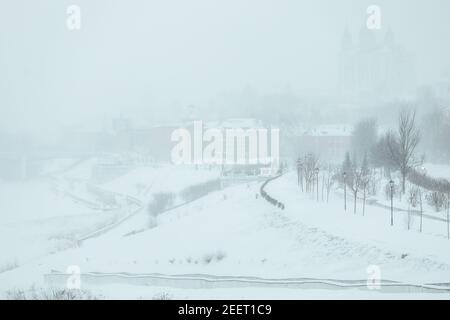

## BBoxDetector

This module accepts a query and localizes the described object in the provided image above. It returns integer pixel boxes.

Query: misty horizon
[1,0,450,135]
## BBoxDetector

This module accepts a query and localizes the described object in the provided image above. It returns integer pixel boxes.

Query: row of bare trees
[297,153,337,204]
[348,109,450,237]
[296,153,319,193]
[341,152,374,215]
[292,108,450,239]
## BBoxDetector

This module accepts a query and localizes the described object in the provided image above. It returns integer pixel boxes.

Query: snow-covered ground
[2,169,450,299]
[0,159,220,283]
[100,165,220,197]
[266,173,450,282]
[0,174,127,273]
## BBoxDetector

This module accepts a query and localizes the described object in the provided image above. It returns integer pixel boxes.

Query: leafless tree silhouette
[387,109,421,194]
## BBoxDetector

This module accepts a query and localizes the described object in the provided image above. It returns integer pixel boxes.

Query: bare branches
[301,153,319,192]
[387,109,421,193]
[398,109,421,167]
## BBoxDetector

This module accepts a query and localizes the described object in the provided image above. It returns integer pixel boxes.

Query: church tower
[338,27,413,103]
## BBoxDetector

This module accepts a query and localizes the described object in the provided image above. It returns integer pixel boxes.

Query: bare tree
[296,157,304,191]
[321,174,325,201]
[361,174,370,216]
[302,153,319,193]
[360,153,370,216]
[347,162,365,215]
[323,165,335,203]
[387,109,421,194]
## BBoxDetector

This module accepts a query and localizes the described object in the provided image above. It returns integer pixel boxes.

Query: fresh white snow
[2,169,450,299]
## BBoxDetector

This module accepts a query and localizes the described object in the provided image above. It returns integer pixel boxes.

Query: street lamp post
[296,158,303,192]
[420,167,426,233]
[343,172,347,211]
[447,184,450,240]
[389,180,394,226]
[315,168,319,202]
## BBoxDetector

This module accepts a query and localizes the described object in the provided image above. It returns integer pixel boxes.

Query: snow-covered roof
[138,118,267,131]
[218,118,264,129]
[293,124,353,137]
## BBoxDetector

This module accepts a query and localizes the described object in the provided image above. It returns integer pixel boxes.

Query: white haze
[0,0,450,135]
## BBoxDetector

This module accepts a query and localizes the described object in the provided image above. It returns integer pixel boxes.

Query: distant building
[291,124,353,163]
[338,27,413,103]
[60,117,280,174]
[130,124,182,163]
[134,118,280,175]
[210,118,279,176]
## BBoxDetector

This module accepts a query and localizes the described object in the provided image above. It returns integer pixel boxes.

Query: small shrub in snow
[5,287,101,300]
[5,288,26,300]
[148,192,176,217]
[216,251,226,261]
[202,254,214,264]
[426,191,447,212]
[407,186,421,208]
[201,251,226,264]
[181,179,221,202]
[152,292,172,300]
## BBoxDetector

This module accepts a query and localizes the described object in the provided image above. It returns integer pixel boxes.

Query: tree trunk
[419,188,423,233]
[402,172,406,194]
[447,188,450,240]
[363,187,366,216]
[407,203,410,231]
[321,176,325,202]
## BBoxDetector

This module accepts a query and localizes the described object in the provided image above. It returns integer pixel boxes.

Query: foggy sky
[1,0,449,134]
